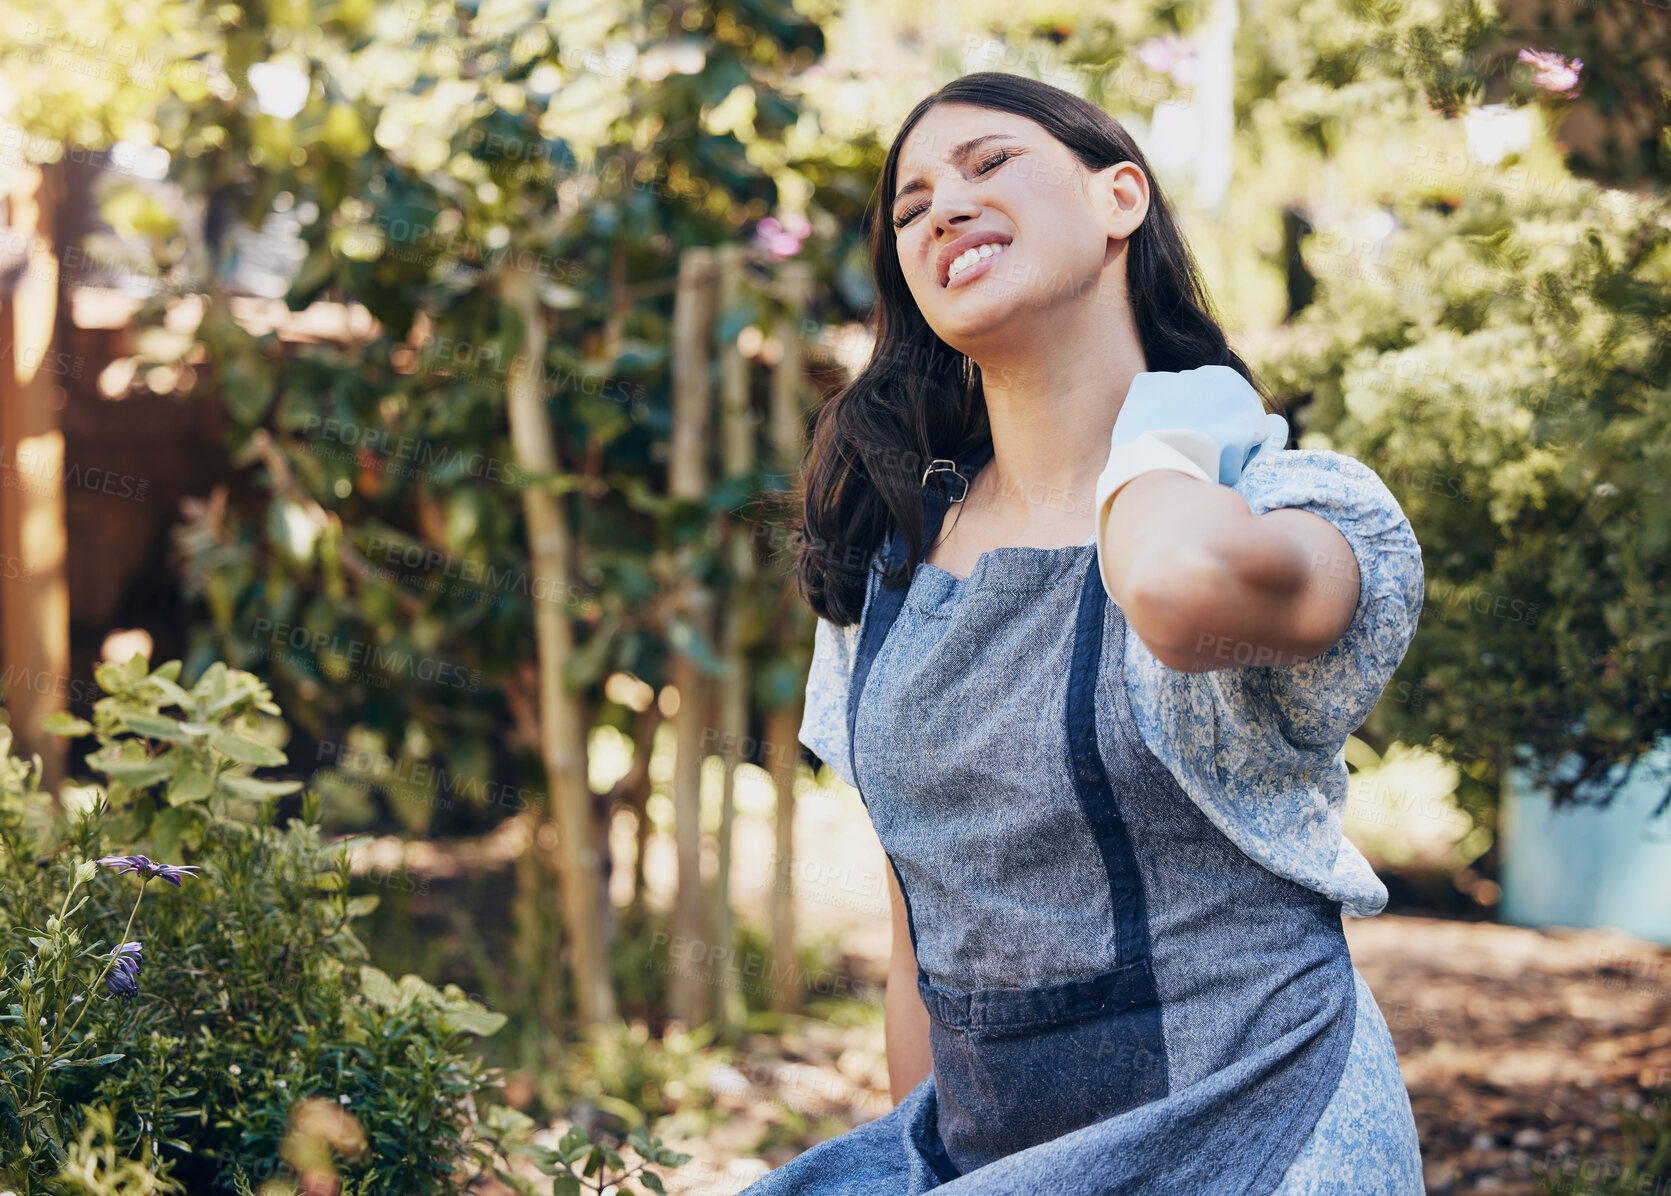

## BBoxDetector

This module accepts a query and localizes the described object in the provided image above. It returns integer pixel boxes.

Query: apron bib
[752,446,1358,1193]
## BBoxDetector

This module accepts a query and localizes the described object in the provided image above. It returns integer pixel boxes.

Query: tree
[0,0,884,1027]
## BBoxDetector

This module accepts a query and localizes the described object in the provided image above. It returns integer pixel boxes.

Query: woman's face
[889,102,1147,356]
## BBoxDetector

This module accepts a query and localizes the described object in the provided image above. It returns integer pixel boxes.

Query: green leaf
[666,616,733,679]
[209,729,286,767]
[558,1125,589,1161]
[167,767,214,806]
[524,1145,564,1176]
[217,774,304,801]
[485,1103,538,1139]
[121,712,192,741]
[564,614,617,690]
[715,296,759,345]
[641,1170,666,1194]
[152,805,198,862]
[147,674,195,710]
[345,894,380,917]
[202,680,264,718]
[492,1166,542,1196]
[551,1174,581,1196]
[439,1005,508,1037]
[48,1053,126,1069]
[94,660,130,695]
[286,240,339,310]
[92,746,177,788]
[358,966,401,1010]
[40,712,93,737]
[591,1094,644,1128]
[223,345,277,426]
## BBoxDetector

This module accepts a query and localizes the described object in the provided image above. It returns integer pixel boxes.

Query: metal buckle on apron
[920,458,971,503]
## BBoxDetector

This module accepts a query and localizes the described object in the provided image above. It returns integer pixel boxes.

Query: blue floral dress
[749,444,1426,1195]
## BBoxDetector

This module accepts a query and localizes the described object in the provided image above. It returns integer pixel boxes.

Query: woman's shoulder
[1234,444,1407,520]
[1115,442,1427,917]
[796,564,875,789]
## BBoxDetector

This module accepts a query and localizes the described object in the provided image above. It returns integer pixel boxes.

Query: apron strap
[1065,552,1167,1029]
[845,446,984,958]
[846,445,985,786]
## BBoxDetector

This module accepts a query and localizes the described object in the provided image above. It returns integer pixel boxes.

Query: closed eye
[892,147,1016,231]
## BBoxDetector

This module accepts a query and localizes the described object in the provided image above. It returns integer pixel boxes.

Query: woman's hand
[1097,364,1288,492]
[1093,368,1359,674]
[1092,366,1280,530]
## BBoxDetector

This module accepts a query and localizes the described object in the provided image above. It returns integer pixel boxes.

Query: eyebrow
[893,134,1013,209]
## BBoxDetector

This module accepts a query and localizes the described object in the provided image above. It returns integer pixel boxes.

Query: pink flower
[1136,34,1198,88]
[751,214,812,260]
[1518,48,1583,98]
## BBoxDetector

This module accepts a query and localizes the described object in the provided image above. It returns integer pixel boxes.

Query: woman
[749,72,1426,1194]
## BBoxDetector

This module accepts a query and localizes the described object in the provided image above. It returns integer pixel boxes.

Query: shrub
[1262,119,1671,815]
[0,656,507,1194]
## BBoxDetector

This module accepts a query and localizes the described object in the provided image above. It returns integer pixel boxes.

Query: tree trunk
[0,162,69,802]
[501,265,614,1026]
[768,261,813,1011]
[713,243,753,1031]
[666,247,718,1028]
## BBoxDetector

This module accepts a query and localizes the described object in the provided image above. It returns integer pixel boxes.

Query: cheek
[899,235,934,292]
[1017,200,1099,268]
[1013,175,1088,239]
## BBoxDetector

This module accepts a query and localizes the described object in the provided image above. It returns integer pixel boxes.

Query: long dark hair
[796,71,1274,626]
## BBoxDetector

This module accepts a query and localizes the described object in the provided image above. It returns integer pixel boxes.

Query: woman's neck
[965,313,1147,538]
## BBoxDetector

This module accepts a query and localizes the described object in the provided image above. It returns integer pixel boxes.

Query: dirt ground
[620,915,1670,1196]
[445,780,1671,1195]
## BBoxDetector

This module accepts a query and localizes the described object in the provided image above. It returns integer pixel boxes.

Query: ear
[1097,160,1149,240]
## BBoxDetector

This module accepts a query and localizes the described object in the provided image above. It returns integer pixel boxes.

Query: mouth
[939,235,1013,288]
[944,242,1011,289]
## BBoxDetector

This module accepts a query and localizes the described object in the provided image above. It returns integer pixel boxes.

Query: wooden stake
[0,162,69,802]
[714,243,753,1031]
[667,247,718,1028]
[768,260,813,1012]
[502,264,615,1026]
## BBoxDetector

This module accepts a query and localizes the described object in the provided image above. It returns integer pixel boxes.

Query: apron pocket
[918,958,1169,1172]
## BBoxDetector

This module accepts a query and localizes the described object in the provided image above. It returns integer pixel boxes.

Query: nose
[930,190,981,240]
[934,210,979,239]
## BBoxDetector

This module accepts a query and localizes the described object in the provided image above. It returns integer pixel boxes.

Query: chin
[933,283,1047,338]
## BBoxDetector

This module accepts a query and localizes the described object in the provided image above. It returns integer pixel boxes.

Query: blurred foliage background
[0,0,1667,1188]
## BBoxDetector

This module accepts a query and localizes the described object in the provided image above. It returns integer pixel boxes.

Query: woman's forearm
[1100,469,1360,672]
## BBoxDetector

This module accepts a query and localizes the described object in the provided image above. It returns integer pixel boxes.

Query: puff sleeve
[1236,448,1426,751]
[797,614,862,789]
[1117,446,1424,916]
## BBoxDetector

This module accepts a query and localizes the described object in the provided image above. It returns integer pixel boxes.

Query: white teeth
[947,242,1007,283]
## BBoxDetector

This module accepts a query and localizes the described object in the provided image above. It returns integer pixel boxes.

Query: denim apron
[745,445,1360,1194]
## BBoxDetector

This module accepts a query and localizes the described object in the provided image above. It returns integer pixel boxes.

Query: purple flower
[1518,48,1583,98]
[107,941,143,999]
[96,854,201,887]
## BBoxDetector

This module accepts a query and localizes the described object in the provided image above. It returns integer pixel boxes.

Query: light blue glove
[1092,365,1289,602]
[1109,364,1288,486]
